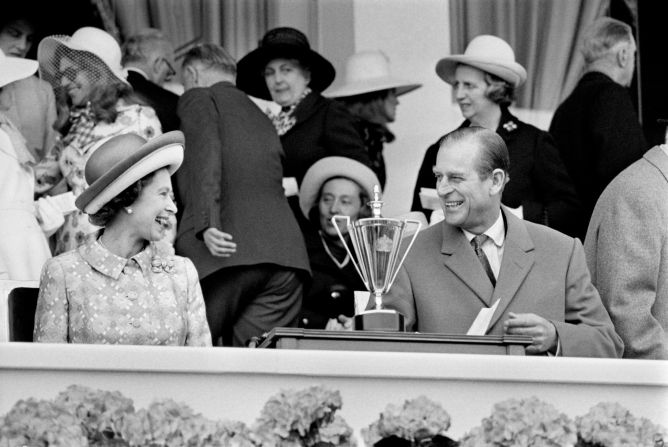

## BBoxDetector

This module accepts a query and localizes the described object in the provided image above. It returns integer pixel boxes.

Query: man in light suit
[585,145,668,359]
[176,44,310,347]
[384,127,622,357]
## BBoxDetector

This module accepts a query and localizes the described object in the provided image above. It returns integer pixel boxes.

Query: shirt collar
[126,67,149,80]
[462,211,505,247]
[79,238,154,279]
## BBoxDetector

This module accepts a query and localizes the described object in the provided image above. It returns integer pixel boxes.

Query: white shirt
[462,211,505,280]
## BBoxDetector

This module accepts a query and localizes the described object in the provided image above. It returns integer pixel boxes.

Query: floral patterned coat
[34,238,211,346]
[54,102,161,255]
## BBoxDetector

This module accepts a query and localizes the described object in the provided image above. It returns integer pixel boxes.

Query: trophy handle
[331,215,369,289]
[386,219,423,291]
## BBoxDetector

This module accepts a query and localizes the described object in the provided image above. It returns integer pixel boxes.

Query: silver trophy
[332,186,422,331]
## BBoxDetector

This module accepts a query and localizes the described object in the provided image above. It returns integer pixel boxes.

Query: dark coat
[175,81,310,280]
[412,108,581,237]
[280,91,371,185]
[127,70,180,132]
[299,227,364,329]
[549,71,648,239]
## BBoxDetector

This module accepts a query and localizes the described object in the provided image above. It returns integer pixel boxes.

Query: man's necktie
[471,234,496,287]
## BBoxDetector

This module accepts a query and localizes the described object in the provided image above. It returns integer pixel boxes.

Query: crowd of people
[0,11,665,359]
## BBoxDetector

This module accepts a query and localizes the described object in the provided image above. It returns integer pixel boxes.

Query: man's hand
[503,312,557,354]
[325,315,354,331]
[203,228,237,257]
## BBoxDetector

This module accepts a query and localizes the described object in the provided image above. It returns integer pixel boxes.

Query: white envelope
[466,299,500,335]
[46,191,77,214]
[282,177,298,197]
[418,188,440,211]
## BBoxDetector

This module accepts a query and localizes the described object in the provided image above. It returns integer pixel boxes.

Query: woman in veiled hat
[34,131,212,346]
[236,27,370,205]
[35,27,162,254]
[326,50,421,188]
[412,35,580,237]
[296,156,379,329]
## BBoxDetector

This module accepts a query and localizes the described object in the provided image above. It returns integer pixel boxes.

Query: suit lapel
[487,209,535,331]
[440,224,494,306]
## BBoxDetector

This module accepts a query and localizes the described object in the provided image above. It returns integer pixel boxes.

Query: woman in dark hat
[412,35,580,237]
[237,27,370,195]
[33,131,211,346]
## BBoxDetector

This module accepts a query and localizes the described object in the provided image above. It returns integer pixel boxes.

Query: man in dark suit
[122,29,180,132]
[383,127,622,357]
[550,18,647,240]
[176,43,311,347]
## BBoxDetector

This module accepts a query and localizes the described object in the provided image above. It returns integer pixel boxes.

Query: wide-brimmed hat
[76,131,184,214]
[237,27,335,100]
[37,27,129,93]
[435,35,527,87]
[0,49,38,88]
[325,50,421,98]
[299,156,380,218]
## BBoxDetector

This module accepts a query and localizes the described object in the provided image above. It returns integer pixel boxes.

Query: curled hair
[122,28,171,65]
[581,18,633,65]
[308,176,372,226]
[440,126,510,179]
[182,43,237,77]
[88,172,155,227]
[339,89,392,122]
[483,72,515,107]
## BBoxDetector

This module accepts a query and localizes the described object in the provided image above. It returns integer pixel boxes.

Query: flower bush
[575,402,667,447]
[459,396,577,447]
[362,396,453,446]
[252,385,355,447]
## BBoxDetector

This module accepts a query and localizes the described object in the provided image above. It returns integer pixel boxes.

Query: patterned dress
[34,238,211,346]
[55,103,161,254]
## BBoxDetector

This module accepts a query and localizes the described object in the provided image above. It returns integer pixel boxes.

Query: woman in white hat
[326,50,421,188]
[297,156,380,329]
[236,27,370,191]
[0,49,52,280]
[35,27,162,254]
[412,35,580,236]
[34,131,212,346]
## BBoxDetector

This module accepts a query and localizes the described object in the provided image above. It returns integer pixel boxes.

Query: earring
[125,207,133,214]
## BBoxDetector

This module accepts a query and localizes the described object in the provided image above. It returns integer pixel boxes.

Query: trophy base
[354,310,406,332]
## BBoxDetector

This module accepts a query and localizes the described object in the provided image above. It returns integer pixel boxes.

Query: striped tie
[471,234,496,287]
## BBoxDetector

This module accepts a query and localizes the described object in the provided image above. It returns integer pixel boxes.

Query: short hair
[440,126,510,179]
[88,173,155,227]
[581,18,633,65]
[483,72,515,107]
[122,28,172,65]
[339,89,393,122]
[182,43,237,77]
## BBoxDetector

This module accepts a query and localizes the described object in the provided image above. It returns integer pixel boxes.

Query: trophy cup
[332,186,422,331]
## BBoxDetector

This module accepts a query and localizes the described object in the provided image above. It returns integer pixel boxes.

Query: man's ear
[183,64,199,87]
[616,43,630,68]
[489,168,507,195]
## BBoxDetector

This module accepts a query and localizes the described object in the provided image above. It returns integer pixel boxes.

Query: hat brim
[237,44,335,101]
[435,55,527,87]
[0,57,38,88]
[76,132,184,215]
[299,156,381,218]
[37,35,129,87]
[324,75,422,99]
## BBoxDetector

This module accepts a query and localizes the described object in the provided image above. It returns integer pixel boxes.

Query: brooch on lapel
[151,255,175,274]
[502,120,518,132]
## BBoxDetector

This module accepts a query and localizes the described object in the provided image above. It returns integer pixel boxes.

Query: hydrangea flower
[252,385,355,446]
[459,396,577,447]
[575,402,667,446]
[362,396,452,446]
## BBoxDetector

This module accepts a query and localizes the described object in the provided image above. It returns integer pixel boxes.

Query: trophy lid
[369,185,383,218]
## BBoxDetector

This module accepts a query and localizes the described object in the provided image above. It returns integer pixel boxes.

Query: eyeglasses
[161,58,177,78]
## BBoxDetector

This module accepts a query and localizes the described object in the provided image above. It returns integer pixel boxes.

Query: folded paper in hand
[419,188,440,211]
[47,191,77,214]
[466,299,500,335]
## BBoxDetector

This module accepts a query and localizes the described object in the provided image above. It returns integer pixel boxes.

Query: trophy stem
[374,291,383,310]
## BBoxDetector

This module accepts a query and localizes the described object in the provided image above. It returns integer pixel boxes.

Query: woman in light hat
[412,35,580,237]
[326,50,421,188]
[0,49,52,280]
[236,27,370,191]
[297,156,380,329]
[35,27,162,254]
[34,131,212,346]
